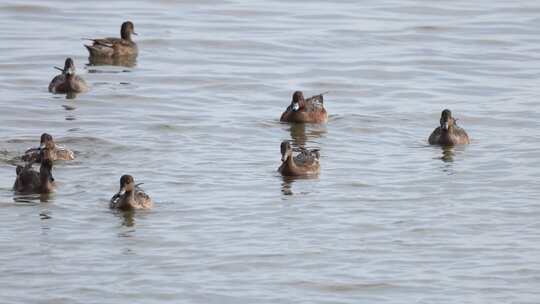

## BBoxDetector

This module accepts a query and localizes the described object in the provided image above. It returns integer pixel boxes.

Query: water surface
[0,0,539,303]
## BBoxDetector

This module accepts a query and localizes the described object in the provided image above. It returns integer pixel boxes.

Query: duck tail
[84,44,97,56]
[318,91,329,103]
[308,91,328,104]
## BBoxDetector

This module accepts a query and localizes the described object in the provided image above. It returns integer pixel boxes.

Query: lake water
[0,0,539,303]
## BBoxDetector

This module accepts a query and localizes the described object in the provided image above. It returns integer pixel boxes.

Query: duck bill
[132,32,138,36]
[65,67,75,76]
[54,66,64,72]
[118,186,126,196]
[441,122,449,130]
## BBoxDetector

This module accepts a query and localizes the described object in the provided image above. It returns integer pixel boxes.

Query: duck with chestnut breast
[110,175,153,210]
[278,141,320,177]
[428,109,470,145]
[84,21,138,58]
[280,91,328,123]
[13,149,56,194]
[48,58,88,94]
[22,133,75,162]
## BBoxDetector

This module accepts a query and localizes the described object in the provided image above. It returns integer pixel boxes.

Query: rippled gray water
[0,0,539,303]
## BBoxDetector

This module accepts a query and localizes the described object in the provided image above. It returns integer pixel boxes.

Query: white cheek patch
[292,103,300,111]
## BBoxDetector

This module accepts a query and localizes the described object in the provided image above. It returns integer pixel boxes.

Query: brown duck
[14,149,56,194]
[280,91,328,123]
[110,175,153,210]
[48,58,88,94]
[428,109,470,145]
[278,141,320,176]
[84,21,138,58]
[22,133,75,162]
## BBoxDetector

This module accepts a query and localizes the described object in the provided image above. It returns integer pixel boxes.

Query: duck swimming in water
[22,133,75,162]
[84,21,138,58]
[110,175,153,210]
[428,109,470,145]
[48,58,88,94]
[13,149,56,194]
[280,91,328,123]
[278,141,320,177]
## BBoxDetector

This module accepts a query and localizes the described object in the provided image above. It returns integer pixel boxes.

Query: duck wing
[21,147,41,162]
[452,125,470,144]
[294,148,320,166]
[135,189,153,208]
[428,127,442,144]
[90,37,122,46]
[305,92,327,112]
[48,74,66,93]
[84,37,120,57]
[55,145,75,160]
[109,192,121,208]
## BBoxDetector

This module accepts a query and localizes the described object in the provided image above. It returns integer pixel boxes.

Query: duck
[428,109,470,145]
[278,141,320,176]
[13,149,56,194]
[110,175,153,210]
[22,133,75,162]
[84,21,138,58]
[280,91,328,123]
[48,58,89,94]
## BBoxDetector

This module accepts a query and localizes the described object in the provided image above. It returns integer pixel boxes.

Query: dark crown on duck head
[40,133,54,150]
[64,58,74,69]
[63,58,75,75]
[292,91,304,103]
[54,58,74,75]
[291,91,304,111]
[40,133,53,144]
[440,109,453,130]
[121,21,137,40]
[120,174,134,187]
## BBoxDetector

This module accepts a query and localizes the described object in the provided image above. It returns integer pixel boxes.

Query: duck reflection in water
[440,145,455,162]
[112,209,136,227]
[86,55,137,69]
[281,176,294,195]
[287,122,326,147]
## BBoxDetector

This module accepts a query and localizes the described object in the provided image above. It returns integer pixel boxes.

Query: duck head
[440,109,456,131]
[291,91,305,112]
[117,174,135,196]
[54,58,75,76]
[280,141,293,162]
[121,21,137,40]
[39,133,54,150]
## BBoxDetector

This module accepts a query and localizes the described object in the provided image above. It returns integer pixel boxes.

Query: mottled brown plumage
[22,133,75,163]
[278,141,320,176]
[84,21,138,58]
[110,175,153,210]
